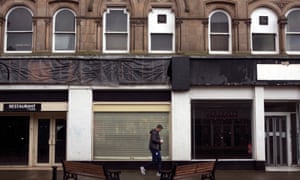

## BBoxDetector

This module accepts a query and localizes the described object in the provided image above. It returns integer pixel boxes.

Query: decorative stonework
[202,18,209,26]
[183,0,190,13]
[278,17,287,28]
[0,0,35,4]
[106,0,127,2]
[131,17,147,25]
[274,0,291,10]
[151,0,172,2]
[176,18,183,25]
[88,0,94,12]
[48,0,79,4]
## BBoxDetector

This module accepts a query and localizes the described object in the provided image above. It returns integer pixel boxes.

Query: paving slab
[0,170,299,180]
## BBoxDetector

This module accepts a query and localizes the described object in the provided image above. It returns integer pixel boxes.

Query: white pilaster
[252,86,265,161]
[67,87,93,160]
[171,91,191,160]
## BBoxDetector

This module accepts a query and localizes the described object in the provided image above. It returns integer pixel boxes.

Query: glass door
[37,119,51,163]
[35,116,66,166]
[265,114,292,166]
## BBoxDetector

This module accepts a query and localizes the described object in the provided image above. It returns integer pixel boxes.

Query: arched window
[5,7,33,53]
[251,8,278,54]
[148,9,175,53]
[209,10,231,54]
[53,9,76,52]
[103,8,129,53]
[286,9,300,54]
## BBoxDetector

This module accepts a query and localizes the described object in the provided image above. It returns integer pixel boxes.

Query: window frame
[4,6,33,53]
[148,8,175,54]
[208,10,232,54]
[250,8,279,55]
[103,8,130,54]
[52,8,77,53]
[285,8,300,55]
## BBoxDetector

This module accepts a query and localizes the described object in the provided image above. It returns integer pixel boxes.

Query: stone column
[278,17,287,55]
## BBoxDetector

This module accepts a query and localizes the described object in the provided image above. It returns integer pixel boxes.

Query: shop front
[92,90,171,161]
[0,90,67,167]
[191,100,252,159]
[264,102,300,170]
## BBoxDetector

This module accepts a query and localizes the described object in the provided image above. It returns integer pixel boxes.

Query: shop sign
[206,111,238,119]
[4,103,41,112]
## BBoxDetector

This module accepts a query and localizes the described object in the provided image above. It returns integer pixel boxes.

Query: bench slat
[62,161,107,179]
[171,160,216,180]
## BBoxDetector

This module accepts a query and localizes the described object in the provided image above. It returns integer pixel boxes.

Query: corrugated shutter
[94,112,169,160]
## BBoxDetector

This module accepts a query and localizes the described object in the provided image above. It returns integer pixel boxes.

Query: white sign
[257,64,300,80]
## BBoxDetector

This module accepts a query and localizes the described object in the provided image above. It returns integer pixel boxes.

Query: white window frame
[103,8,130,54]
[208,10,232,54]
[148,8,175,54]
[4,6,33,53]
[285,8,300,55]
[52,8,76,53]
[250,8,279,55]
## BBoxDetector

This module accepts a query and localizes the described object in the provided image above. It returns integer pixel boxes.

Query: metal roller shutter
[94,112,169,160]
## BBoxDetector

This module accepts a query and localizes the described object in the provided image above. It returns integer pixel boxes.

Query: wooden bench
[62,161,121,180]
[161,160,217,180]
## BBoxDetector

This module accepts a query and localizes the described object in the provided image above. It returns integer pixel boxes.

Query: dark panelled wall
[0,58,170,85]
[190,59,256,85]
[93,90,171,102]
[0,91,68,102]
[171,56,190,91]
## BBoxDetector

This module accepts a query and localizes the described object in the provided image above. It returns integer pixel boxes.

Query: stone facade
[0,0,298,55]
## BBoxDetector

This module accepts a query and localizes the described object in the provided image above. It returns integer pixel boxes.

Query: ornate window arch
[5,6,33,53]
[53,8,76,52]
[208,10,232,54]
[285,8,300,54]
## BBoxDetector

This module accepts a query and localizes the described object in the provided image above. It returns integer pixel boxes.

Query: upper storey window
[149,9,175,53]
[103,8,129,53]
[286,9,300,54]
[251,8,278,54]
[53,9,76,52]
[209,10,231,54]
[5,7,33,53]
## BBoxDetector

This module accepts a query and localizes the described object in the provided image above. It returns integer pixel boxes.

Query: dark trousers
[144,149,162,172]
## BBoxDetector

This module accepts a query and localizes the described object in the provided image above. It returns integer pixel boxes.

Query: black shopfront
[192,100,252,159]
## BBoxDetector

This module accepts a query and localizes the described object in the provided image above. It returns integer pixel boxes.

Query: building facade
[0,0,300,171]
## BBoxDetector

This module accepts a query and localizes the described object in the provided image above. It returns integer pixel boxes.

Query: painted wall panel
[67,88,93,161]
[171,91,191,160]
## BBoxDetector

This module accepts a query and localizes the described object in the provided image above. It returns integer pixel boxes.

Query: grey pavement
[0,170,299,180]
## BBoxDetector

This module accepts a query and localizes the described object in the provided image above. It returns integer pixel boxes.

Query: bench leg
[64,173,78,180]
[202,173,215,180]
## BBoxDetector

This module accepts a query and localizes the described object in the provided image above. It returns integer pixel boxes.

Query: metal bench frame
[62,161,120,180]
[160,160,217,180]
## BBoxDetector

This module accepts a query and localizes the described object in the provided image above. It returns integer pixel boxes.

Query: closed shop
[192,100,252,159]
[93,90,171,160]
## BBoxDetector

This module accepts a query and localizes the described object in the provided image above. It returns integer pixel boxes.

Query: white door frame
[32,113,66,166]
[265,112,292,166]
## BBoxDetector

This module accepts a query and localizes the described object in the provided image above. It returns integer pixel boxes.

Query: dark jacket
[149,129,161,151]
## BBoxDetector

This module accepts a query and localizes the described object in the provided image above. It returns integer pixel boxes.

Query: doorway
[265,113,291,167]
[0,116,29,165]
[34,116,66,166]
